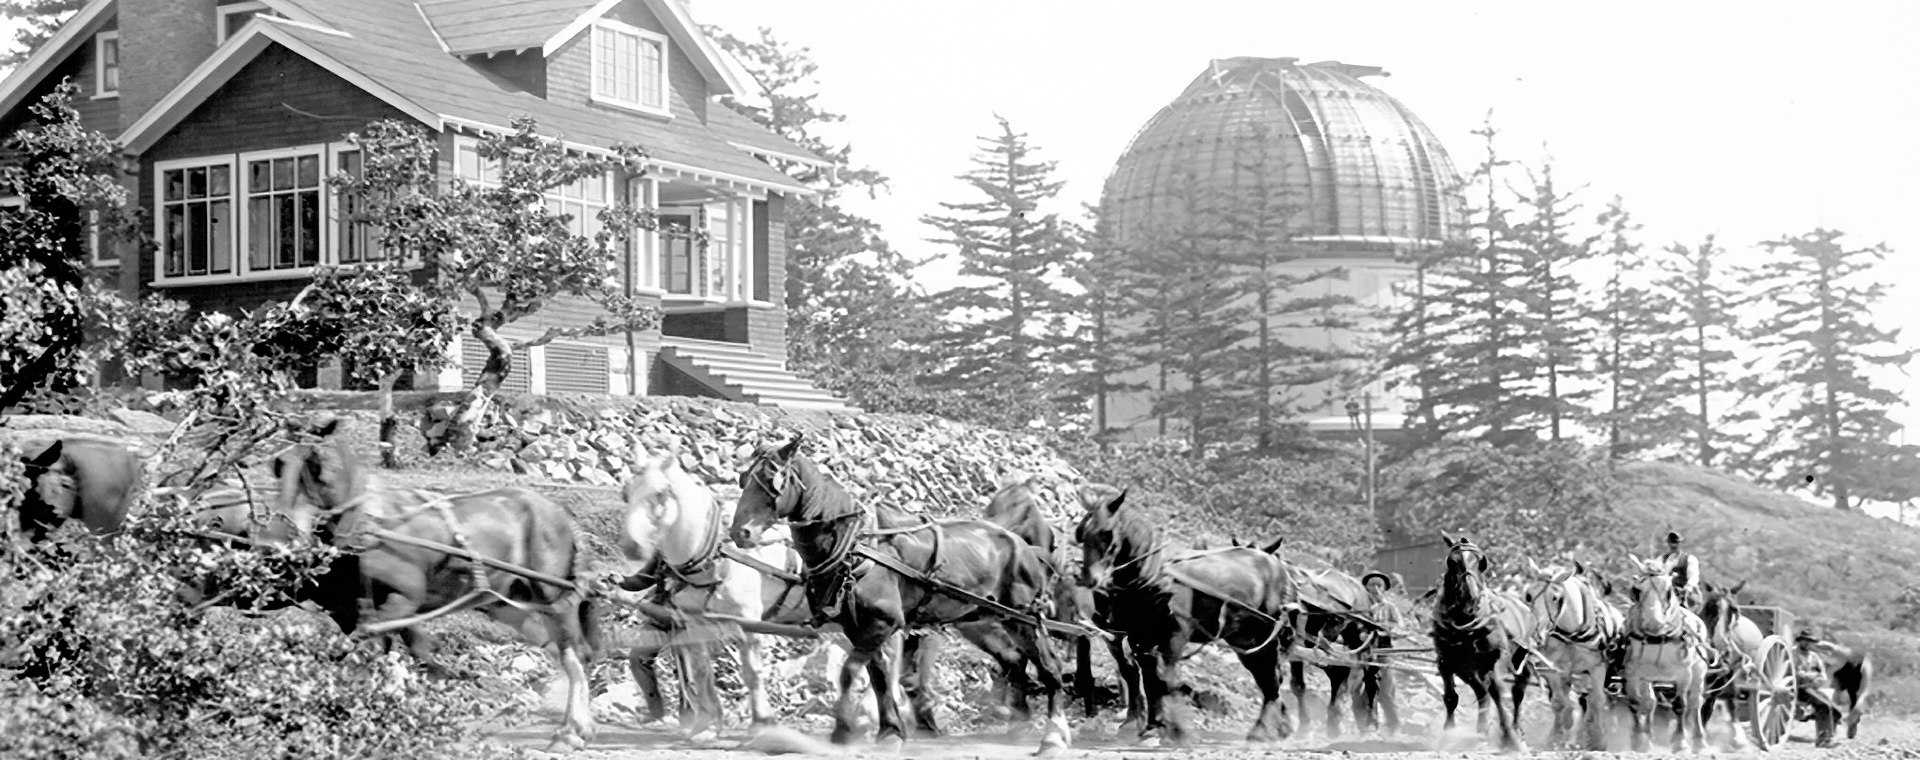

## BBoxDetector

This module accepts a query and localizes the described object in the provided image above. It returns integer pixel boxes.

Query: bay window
[656,195,756,301]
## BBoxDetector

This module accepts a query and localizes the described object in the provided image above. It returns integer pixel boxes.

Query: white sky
[688,0,1920,437]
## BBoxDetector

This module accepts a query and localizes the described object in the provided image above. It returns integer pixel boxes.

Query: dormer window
[94,32,118,98]
[590,20,668,117]
[217,2,276,44]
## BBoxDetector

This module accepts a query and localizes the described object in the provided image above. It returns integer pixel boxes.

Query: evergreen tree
[1509,161,1598,441]
[707,28,932,394]
[1734,229,1914,510]
[1589,199,1688,459]
[1651,235,1740,466]
[1120,172,1248,453]
[1057,190,1135,438]
[1383,118,1534,447]
[1219,125,1357,449]
[0,0,81,67]
[920,116,1078,406]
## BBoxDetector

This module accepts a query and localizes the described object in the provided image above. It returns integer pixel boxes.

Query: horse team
[10,423,1877,754]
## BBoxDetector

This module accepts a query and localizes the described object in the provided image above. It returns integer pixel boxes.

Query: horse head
[1624,553,1686,630]
[264,417,361,546]
[1699,579,1749,648]
[620,441,710,569]
[1073,483,1137,589]
[730,435,805,547]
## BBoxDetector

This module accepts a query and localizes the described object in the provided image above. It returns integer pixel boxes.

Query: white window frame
[656,193,759,303]
[237,143,328,278]
[152,154,240,284]
[630,176,662,295]
[216,2,273,44]
[87,210,112,266]
[588,19,670,118]
[93,31,118,99]
[326,140,412,267]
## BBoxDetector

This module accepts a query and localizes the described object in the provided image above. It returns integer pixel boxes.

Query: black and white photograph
[0,0,1914,757]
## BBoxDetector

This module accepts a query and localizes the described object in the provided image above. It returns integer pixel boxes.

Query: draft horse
[1230,536,1383,739]
[615,444,809,740]
[266,419,602,751]
[727,435,1072,753]
[17,437,143,542]
[1432,534,1537,752]
[1620,554,1708,753]
[1523,557,1622,750]
[1074,485,1296,746]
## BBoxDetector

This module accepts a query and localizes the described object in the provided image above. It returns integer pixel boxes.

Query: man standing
[1793,627,1842,748]
[1660,531,1703,609]
[1358,571,1402,735]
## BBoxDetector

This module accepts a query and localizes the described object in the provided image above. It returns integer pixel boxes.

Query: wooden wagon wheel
[1747,635,1796,750]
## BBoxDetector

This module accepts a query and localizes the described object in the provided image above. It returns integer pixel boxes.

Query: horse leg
[958,623,1037,735]
[1110,635,1146,733]
[1505,649,1531,751]
[677,639,721,743]
[898,630,945,736]
[737,632,775,727]
[1238,643,1289,744]
[1626,676,1654,753]
[1440,668,1461,733]
[1007,620,1071,755]
[1323,664,1353,739]
[1543,669,1569,749]
[1148,640,1192,747]
[1286,658,1312,738]
[1581,657,1610,751]
[1075,634,1096,718]
[1685,673,1707,754]
[492,600,597,751]
[859,630,908,749]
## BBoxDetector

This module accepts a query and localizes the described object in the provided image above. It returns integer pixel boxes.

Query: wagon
[1604,604,1805,751]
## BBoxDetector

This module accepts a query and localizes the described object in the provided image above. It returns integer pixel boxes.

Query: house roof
[707,104,831,169]
[114,3,813,196]
[414,0,742,97]
[0,0,114,120]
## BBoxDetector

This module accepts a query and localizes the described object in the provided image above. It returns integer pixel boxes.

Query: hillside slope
[1614,461,1920,637]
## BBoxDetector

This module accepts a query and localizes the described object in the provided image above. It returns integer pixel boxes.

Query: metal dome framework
[1104,57,1463,256]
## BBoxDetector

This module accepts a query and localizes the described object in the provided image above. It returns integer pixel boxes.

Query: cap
[1667,532,1683,544]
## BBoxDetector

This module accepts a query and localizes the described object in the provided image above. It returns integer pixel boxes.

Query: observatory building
[1098,56,1464,440]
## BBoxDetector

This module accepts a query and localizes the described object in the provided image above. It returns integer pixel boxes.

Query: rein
[1434,545,1500,636]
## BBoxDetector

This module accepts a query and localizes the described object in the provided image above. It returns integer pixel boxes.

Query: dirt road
[491,713,1920,760]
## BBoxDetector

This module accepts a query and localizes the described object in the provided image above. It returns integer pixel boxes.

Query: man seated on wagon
[1793,626,1843,748]
[1659,531,1703,610]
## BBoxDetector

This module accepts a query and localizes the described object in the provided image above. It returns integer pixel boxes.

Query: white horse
[617,444,809,740]
[1621,555,1710,754]
[1524,557,1623,750]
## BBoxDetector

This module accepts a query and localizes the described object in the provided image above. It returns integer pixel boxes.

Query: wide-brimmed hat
[1667,531,1684,544]
[1361,571,1395,591]
[1795,626,1823,644]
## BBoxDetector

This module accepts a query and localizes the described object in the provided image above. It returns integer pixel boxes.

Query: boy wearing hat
[1793,627,1841,748]
[1659,532,1703,609]
[1358,571,1402,735]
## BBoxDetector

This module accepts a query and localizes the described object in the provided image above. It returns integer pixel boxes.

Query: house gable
[0,0,118,135]
[544,0,705,123]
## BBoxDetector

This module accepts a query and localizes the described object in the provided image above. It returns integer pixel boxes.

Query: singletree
[1734,229,1914,510]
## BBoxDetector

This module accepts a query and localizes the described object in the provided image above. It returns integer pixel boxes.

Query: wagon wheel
[1747,636,1796,750]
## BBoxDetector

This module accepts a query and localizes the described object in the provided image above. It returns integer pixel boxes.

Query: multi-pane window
[545,173,609,241]
[158,161,235,278]
[656,198,753,299]
[591,21,667,114]
[705,201,731,296]
[332,149,391,264]
[659,209,696,295]
[244,152,322,272]
[95,32,118,97]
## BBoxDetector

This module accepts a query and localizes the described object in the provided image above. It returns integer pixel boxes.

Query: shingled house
[0,0,853,410]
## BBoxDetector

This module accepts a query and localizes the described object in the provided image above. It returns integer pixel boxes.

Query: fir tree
[1589,199,1687,458]
[1057,190,1135,437]
[920,116,1078,405]
[1510,161,1598,441]
[707,28,932,394]
[1734,229,1914,510]
[1219,125,1357,449]
[1651,235,1740,466]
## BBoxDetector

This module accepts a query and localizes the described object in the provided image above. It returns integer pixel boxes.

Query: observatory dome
[1104,57,1462,254]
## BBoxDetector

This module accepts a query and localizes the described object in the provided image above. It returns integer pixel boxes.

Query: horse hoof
[543,732,588,753]
[876,734,904,753]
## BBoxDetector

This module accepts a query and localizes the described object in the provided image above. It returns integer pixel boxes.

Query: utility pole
[1364,389,1376,517]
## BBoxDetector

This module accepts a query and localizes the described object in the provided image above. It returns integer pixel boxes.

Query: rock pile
[470,395,1085,521]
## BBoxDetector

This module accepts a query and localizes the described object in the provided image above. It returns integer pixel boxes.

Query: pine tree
[1057,191,1135,438]
[1509,161,1598,441]
[707,28,932,393]
[1651,235,1739,466]
[1119,172,1248,453]
[1734,229,1914,510]
[1589,199,1688,458]
[1218,125,1358,449]
[1383,118,1534,446]
[920,116,1078,405]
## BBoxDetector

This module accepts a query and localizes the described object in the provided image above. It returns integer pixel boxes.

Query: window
[657,196,755,300]
[453,135,611,245]
[94,32,118,98]
[157,159,236,278]
[217,2,275,44]
[243,150,322,272]
[590,20,668,115]
[153,144,391,284]
[87,210,112,266]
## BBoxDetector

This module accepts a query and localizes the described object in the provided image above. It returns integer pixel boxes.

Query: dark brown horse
[1432,534,1536,752]
[1231,537,1382,739]
[266,419,602,751]
[17,437,143,542]
[1074,485,1296,746]
[979,473,1113,725]
[728,436,1072,753]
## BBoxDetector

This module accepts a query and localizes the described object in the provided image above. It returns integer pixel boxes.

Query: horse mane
[779,449,861,521]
